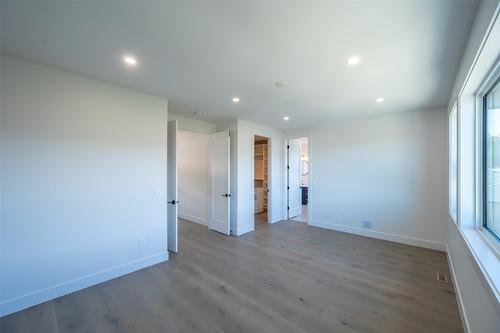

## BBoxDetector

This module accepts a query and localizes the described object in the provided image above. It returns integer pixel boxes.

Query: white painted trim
[445,245,471,333]
[179,213,208,226]
[0,252,168,317]
[235,224,254,236]
[309,219,447,251]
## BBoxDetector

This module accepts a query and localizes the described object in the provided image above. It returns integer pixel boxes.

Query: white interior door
[288,140,301,219]
[210,130,230,235]
[167,120,178,252]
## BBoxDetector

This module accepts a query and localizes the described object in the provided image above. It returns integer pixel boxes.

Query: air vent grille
[436,272,448,283]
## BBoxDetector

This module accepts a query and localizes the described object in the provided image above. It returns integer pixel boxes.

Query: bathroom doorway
[287,137,309,223]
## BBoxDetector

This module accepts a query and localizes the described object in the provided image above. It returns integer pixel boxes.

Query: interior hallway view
[0,219,463,333]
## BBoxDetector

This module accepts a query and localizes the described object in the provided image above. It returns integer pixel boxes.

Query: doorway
[254,135,270,226]
[287,137,309,223]
[170,125,231,255]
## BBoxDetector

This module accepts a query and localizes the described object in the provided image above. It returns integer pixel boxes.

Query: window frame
[449,104,459,224]
[480,71,500,250]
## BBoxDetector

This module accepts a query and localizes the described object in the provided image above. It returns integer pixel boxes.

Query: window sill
[458,225,500,304]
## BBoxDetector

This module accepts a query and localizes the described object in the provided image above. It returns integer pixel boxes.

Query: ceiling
[1,1,478,129]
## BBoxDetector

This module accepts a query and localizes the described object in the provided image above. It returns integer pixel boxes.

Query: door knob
[221,193,231,197]
[169,200,179,205]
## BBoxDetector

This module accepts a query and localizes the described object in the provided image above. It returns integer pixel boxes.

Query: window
[449,106,458,222]
[483,77,500,241]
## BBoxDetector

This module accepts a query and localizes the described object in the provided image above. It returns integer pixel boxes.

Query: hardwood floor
[1,219,463,333]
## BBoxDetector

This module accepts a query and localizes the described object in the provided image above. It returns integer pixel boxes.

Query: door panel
[167,120,178,252]
[210,131,230,235]
[288,140,301,219]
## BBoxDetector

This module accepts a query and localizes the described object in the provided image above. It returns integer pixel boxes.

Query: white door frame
[251,133,272,227]
[285,135,312,225]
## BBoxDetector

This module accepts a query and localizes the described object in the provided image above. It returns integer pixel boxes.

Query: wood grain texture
[1,219,463,333]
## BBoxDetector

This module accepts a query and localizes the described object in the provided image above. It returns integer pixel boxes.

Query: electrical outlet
[139,238,147,248]
[363,220,373,229]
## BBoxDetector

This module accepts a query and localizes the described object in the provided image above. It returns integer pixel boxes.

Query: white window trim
[451,58,500,305]
[448,4,500,305]
[449,104,458,224]
[475,61,500,256]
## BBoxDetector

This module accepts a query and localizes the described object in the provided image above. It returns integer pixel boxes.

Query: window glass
[449,107,458,222]
[484,78,500,240]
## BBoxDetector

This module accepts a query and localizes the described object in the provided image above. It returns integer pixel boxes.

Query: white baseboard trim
[268,215,282,224]
[179,212,208,226]
[235,224,254,236]
[309,219,447,252]
[0,252,169,317]
[445,245,471,333]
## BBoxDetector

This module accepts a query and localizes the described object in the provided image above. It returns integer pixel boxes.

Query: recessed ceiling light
[347,56,361,66]
[283,116,290,121]
[376,97,385,103]
[123,55,138,66]
[232,97,240,103]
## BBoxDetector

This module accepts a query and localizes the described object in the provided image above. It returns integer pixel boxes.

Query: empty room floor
[1,220,463,333]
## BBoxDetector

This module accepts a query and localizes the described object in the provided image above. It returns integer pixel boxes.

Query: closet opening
[254,135,270,226]
[287,137,309,223]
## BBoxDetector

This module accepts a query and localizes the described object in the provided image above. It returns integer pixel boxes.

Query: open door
[210,130,230,235]
[167,120,178,252]
[287,140,301,219]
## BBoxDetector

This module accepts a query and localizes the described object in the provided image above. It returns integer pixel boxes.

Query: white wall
[177,130,210,226]
[445,1,500,332]
[0,56,169,316]
[168,113,216,134]
[287,108,448,250]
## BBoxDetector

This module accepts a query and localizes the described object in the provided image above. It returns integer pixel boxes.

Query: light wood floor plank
[1,219,463,333]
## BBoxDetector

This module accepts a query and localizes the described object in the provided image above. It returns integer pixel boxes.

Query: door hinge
[287,166,290,170]
[287,206,290,210]
[287,145,290,149]
[287,186,290,190]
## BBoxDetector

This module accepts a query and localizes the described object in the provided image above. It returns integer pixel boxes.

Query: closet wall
[170,113,216,226]
[177,130,211,225]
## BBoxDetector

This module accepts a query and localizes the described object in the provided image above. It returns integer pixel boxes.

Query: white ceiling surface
[1,1,478,129]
